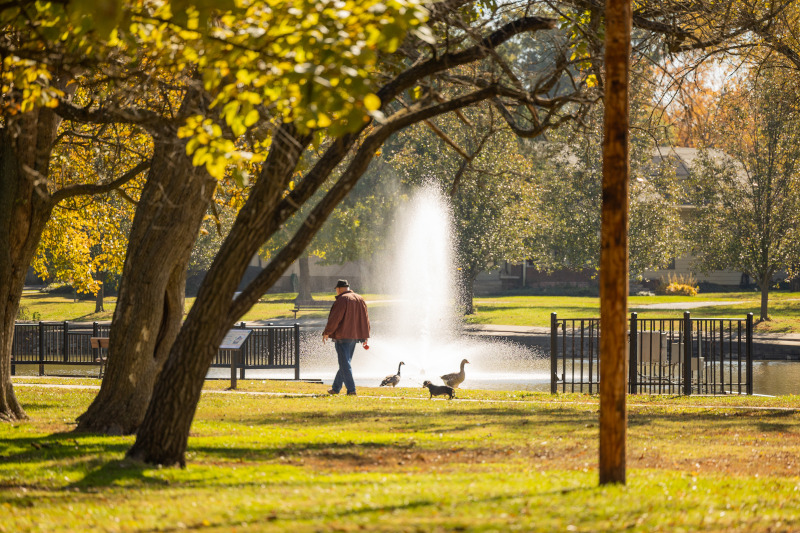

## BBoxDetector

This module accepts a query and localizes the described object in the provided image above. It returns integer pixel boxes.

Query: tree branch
[377,16,558,104]
[450,128,493,196]
[50,160,151,204]
[55,100,168,134]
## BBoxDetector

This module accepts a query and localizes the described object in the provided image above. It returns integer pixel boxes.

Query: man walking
[323,279,370,396]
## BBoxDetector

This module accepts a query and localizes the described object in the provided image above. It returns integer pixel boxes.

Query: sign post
[221,329,252,389]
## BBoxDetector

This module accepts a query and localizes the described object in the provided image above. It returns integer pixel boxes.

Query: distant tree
[687,68,800,321]
[526,101,685,278]
[188,190,244,279]
[34,123,146,312]
[655,58,725,148]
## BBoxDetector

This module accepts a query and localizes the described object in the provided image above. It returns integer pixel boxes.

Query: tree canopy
[687,66,800,320]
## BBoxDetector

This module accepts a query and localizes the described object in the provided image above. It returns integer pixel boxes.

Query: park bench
[291,301,332,319]
[90,337,110,378]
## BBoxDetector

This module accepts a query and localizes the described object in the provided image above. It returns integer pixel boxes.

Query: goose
[380,361,405,387]
[440,359,469,388]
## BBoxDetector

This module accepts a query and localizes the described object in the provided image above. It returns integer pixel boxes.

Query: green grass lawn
[3,379,800,531]
[18,289,800,333]
[467,292,800,334]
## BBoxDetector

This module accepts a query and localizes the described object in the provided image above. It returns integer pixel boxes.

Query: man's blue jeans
[331,339,358,394]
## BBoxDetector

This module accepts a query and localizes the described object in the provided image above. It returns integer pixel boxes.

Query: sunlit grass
[467,292,800,333]
[3,380,800,531]
[17,291,391,324]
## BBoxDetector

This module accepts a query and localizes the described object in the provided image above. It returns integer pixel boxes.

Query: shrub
[656,274,699,296]
[16,306,41,322]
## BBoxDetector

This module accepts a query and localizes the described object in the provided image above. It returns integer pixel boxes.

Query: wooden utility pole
[599,0,632,485]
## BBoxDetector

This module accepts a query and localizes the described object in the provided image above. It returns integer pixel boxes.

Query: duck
[380,361,405,387]
[440,359,469,388]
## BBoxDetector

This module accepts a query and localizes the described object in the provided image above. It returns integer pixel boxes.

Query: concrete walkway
[631,300,745,310]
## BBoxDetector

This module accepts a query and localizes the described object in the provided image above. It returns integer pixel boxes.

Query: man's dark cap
[335,279,349,288]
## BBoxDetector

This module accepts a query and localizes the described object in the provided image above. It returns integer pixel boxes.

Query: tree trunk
[0,109,62,422]
[294,256,314,304]
[759,274,771,321]
[0,218,38,421]
[599,0,632,486]
[95,272,105,313]
[128,125,310,465]
[76,132,215,435]
[462,274,475,315]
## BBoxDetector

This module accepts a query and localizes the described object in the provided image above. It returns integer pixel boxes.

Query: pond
[14,336,799,396]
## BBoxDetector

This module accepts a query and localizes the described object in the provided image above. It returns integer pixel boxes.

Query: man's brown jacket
[322,290,370,340]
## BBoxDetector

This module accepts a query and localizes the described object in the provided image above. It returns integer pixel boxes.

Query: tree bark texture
[760,275,770,321]
[128,126,311,465]
[0,109,62,421]
[461,274,475,315]
[76,134,215,435]
[95,272,105,313]
[294,256,314,304]
[599,0,632,486]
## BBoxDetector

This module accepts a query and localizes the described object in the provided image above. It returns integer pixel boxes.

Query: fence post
[62,321,69,363]
[239,322,247,380]
[294,323,301,380]
[92,322,99,368]
[629,313,637,394]
[38,321,44,376]
[550,313,557,394]
[683,311,692,396]
[746,313,753,395]
[268,323,275,366]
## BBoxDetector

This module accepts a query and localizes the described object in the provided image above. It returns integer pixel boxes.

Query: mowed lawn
[3,379,800,532]
[18,290,800,334]
[465,292,800,334]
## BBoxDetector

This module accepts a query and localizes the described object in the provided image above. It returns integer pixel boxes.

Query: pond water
[16,356,800,396]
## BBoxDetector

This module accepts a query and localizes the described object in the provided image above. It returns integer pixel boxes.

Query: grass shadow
[66,458,169,490]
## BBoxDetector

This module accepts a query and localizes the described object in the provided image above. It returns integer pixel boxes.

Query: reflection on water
[752,362,800,396]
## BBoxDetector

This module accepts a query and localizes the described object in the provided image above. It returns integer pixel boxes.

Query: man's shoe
[327,389,339,395]
[346,391,357,396]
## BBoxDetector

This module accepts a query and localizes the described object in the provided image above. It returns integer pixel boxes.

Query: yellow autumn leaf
[363,93,381,111]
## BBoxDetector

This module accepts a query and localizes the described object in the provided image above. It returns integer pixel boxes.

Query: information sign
[220,329,252,350]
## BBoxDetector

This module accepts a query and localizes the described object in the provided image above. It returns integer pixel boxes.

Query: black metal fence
[12,321,112,375]
[12,321,301,381]
[212,323,301,384]
[550,312,753,395]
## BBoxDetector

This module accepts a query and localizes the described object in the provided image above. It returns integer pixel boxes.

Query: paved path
[631,300,745,310]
